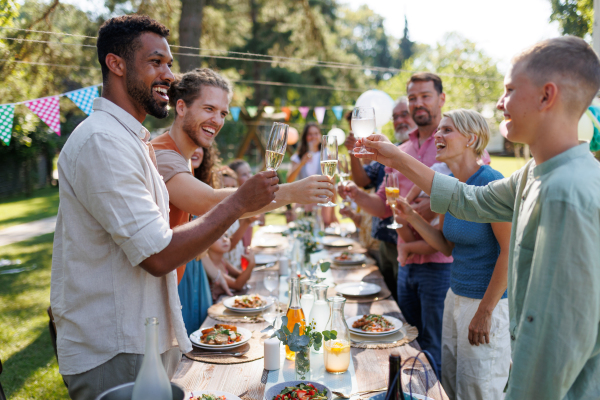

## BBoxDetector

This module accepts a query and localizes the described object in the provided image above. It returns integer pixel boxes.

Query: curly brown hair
[167,68,233,110]
[193,143,221,187]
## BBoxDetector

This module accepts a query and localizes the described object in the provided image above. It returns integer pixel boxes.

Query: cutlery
[331,387,387,399]
[212,314,260,321]
[194,350,249,357]
[350,339,400,345]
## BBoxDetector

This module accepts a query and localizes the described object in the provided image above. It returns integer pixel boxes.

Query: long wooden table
[172,245,448,400]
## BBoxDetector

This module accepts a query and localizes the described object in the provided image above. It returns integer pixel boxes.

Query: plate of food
[189,324,252,349]
[346,314,402,336]
[223,294,274,313]
[321,236,355,248]
[255,254,279,265]
[369,391,433,400]
[332,251,366,265]
[190,391,243,400]
[264,381,331,400]
[335,282,381,296]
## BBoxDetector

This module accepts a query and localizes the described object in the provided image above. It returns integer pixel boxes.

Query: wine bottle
[387,351,402,400]
[131,317,172,400]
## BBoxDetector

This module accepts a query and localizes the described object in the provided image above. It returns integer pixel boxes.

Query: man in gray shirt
[51,15,277,399]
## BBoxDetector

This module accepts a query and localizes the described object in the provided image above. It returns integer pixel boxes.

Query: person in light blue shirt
[352,36,600,400]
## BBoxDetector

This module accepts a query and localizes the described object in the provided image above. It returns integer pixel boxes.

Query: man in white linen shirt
[51,15,278,400]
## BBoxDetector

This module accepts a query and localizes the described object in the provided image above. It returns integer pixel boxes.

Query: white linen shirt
[51,97,192,376]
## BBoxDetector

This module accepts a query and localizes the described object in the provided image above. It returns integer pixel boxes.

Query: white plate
[321,236,356,247]
[346,315,402,336]
[260,225,288,234]
[324,223,356,236]
[255,254,279,265]
[190,391,243,400]
[336,282,381,296]
[189,326,252,349]
[331,252,366,265]
[223,294,274,313]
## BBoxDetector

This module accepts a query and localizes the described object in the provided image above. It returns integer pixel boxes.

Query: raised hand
[352,134,401,168]
[339,180,359,200]
[344,132,357,150]
[235,170,279,213]
[292,175,335,204]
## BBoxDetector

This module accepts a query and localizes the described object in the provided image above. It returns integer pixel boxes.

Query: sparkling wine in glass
[318,135,338,207]
[337,154,350,208]
[351,107,376,155]
[385,173,403,229]
[265,122,288,202]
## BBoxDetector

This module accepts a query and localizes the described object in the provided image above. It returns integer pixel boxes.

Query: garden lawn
[0,233,68,400]
[0,187,60,230]
[489,155,527,178]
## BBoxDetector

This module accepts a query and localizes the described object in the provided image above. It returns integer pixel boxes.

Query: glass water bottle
[285,277,306,361]
[300,279,316,320]
[131,317,172,400]
[323,296,351,374]
[308,284,330,353]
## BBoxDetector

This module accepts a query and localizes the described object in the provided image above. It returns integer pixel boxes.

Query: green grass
[0,233,69,400]
[489,155,527,178]
[0,187,60,231]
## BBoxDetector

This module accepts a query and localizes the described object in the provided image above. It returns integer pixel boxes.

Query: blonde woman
[391,109,511,400]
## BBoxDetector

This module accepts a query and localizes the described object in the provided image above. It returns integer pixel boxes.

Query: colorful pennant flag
[281,106,291,122]
[66,86,99,116]
[25,96,61,136]
[299,106,310,119]
[230,107,241,121]
[314,107,326,124]
[247,106,258,118]
[332,106,344,121]
[0,104,15,145]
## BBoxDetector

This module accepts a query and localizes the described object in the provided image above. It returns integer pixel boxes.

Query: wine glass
[264,270,279,300]
[385,173,403,229]
[265,122,288,202]
[337,154,351,209]
[351,107,376,155]
[318,135,338,207]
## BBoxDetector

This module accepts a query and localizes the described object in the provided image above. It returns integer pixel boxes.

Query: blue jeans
[397,262,451,378]
[178,259,213,335]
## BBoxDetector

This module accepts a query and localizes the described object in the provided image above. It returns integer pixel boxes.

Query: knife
[351,339,400,345]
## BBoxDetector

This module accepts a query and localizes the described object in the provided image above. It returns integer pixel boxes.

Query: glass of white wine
[318,134,338,207]
[351,107,376,155]
[337,154,351,209]
[265,122,288,202]
[385,173,403,229]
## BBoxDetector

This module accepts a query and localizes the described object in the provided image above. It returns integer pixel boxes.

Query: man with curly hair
[51,15,278,399]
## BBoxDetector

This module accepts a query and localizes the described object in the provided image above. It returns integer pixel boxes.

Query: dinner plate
[252,238,280,248]
[369,391,433,400]
[190,391,243,400]
[260,225,288,234]
[255,254,279,265]
[264,381,332,400]
[223,294,274,313]
[346,315,402,336]
[321,236,356,247]
[189,326,252,349]
[336,282,381,296]
[324,223,356,236]
[331,252,366,265]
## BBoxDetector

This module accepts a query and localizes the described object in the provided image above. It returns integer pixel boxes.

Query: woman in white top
[288,123,322,182]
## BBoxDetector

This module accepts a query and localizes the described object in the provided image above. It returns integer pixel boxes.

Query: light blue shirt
[430,144,600,400]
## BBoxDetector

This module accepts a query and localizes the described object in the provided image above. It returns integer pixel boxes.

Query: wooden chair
[0,358,7,400]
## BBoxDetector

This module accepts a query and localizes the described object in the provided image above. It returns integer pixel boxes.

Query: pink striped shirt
[376,129,453,265]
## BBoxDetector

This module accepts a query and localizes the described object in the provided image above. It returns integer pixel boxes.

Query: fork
[331,387,387,399]
[194,349,249,357]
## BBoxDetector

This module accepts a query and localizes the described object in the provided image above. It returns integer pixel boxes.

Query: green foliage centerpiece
[271,317,337,380]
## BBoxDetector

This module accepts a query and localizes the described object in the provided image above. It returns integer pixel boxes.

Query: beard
[126,72,169,119]
[182,114,212,148]
[394,128,410,143]
[412,107,433,126]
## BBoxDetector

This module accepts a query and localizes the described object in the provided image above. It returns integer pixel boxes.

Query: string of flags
[0,83,350,146]
[0,85,100,145]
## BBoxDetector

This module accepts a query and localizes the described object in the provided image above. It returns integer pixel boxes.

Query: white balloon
[355,90,395,129]
[327,128,346,145]
[578,111,594,142]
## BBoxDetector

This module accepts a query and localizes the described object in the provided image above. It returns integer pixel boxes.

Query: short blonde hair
[512,36,600,116]
[442,109,490,156]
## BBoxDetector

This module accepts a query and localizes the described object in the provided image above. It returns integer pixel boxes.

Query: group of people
[48,12,600,400]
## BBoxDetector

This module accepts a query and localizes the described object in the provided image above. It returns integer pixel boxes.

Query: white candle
[264,337,281,370]
[279,256,289,276]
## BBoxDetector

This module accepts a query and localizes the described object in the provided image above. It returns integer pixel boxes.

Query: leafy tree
[549,0,593,37]
[397,15,414,68]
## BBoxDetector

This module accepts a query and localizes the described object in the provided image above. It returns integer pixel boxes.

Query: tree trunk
[177,0,205,73]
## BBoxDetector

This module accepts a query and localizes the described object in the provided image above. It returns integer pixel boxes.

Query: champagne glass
[318,135,338,207]
[265,122,288,202]
[385,173,403,229]
[351,107,376,155]
[337,154,351,209]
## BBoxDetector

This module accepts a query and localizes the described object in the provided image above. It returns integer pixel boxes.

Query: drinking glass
[264,270,279,300]
[265,122,288,202]
[351,107,376,155]
[337,154,352,210]
[385,173,403,229]
[318,135,338,207]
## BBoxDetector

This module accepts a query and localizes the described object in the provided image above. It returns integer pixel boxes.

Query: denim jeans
[397,262,451,378]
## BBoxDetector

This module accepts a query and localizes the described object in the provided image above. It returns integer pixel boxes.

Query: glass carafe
[308,284,330,353]
[300,279,315,320]
[323,296,351,374]
[285,277,306,361]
